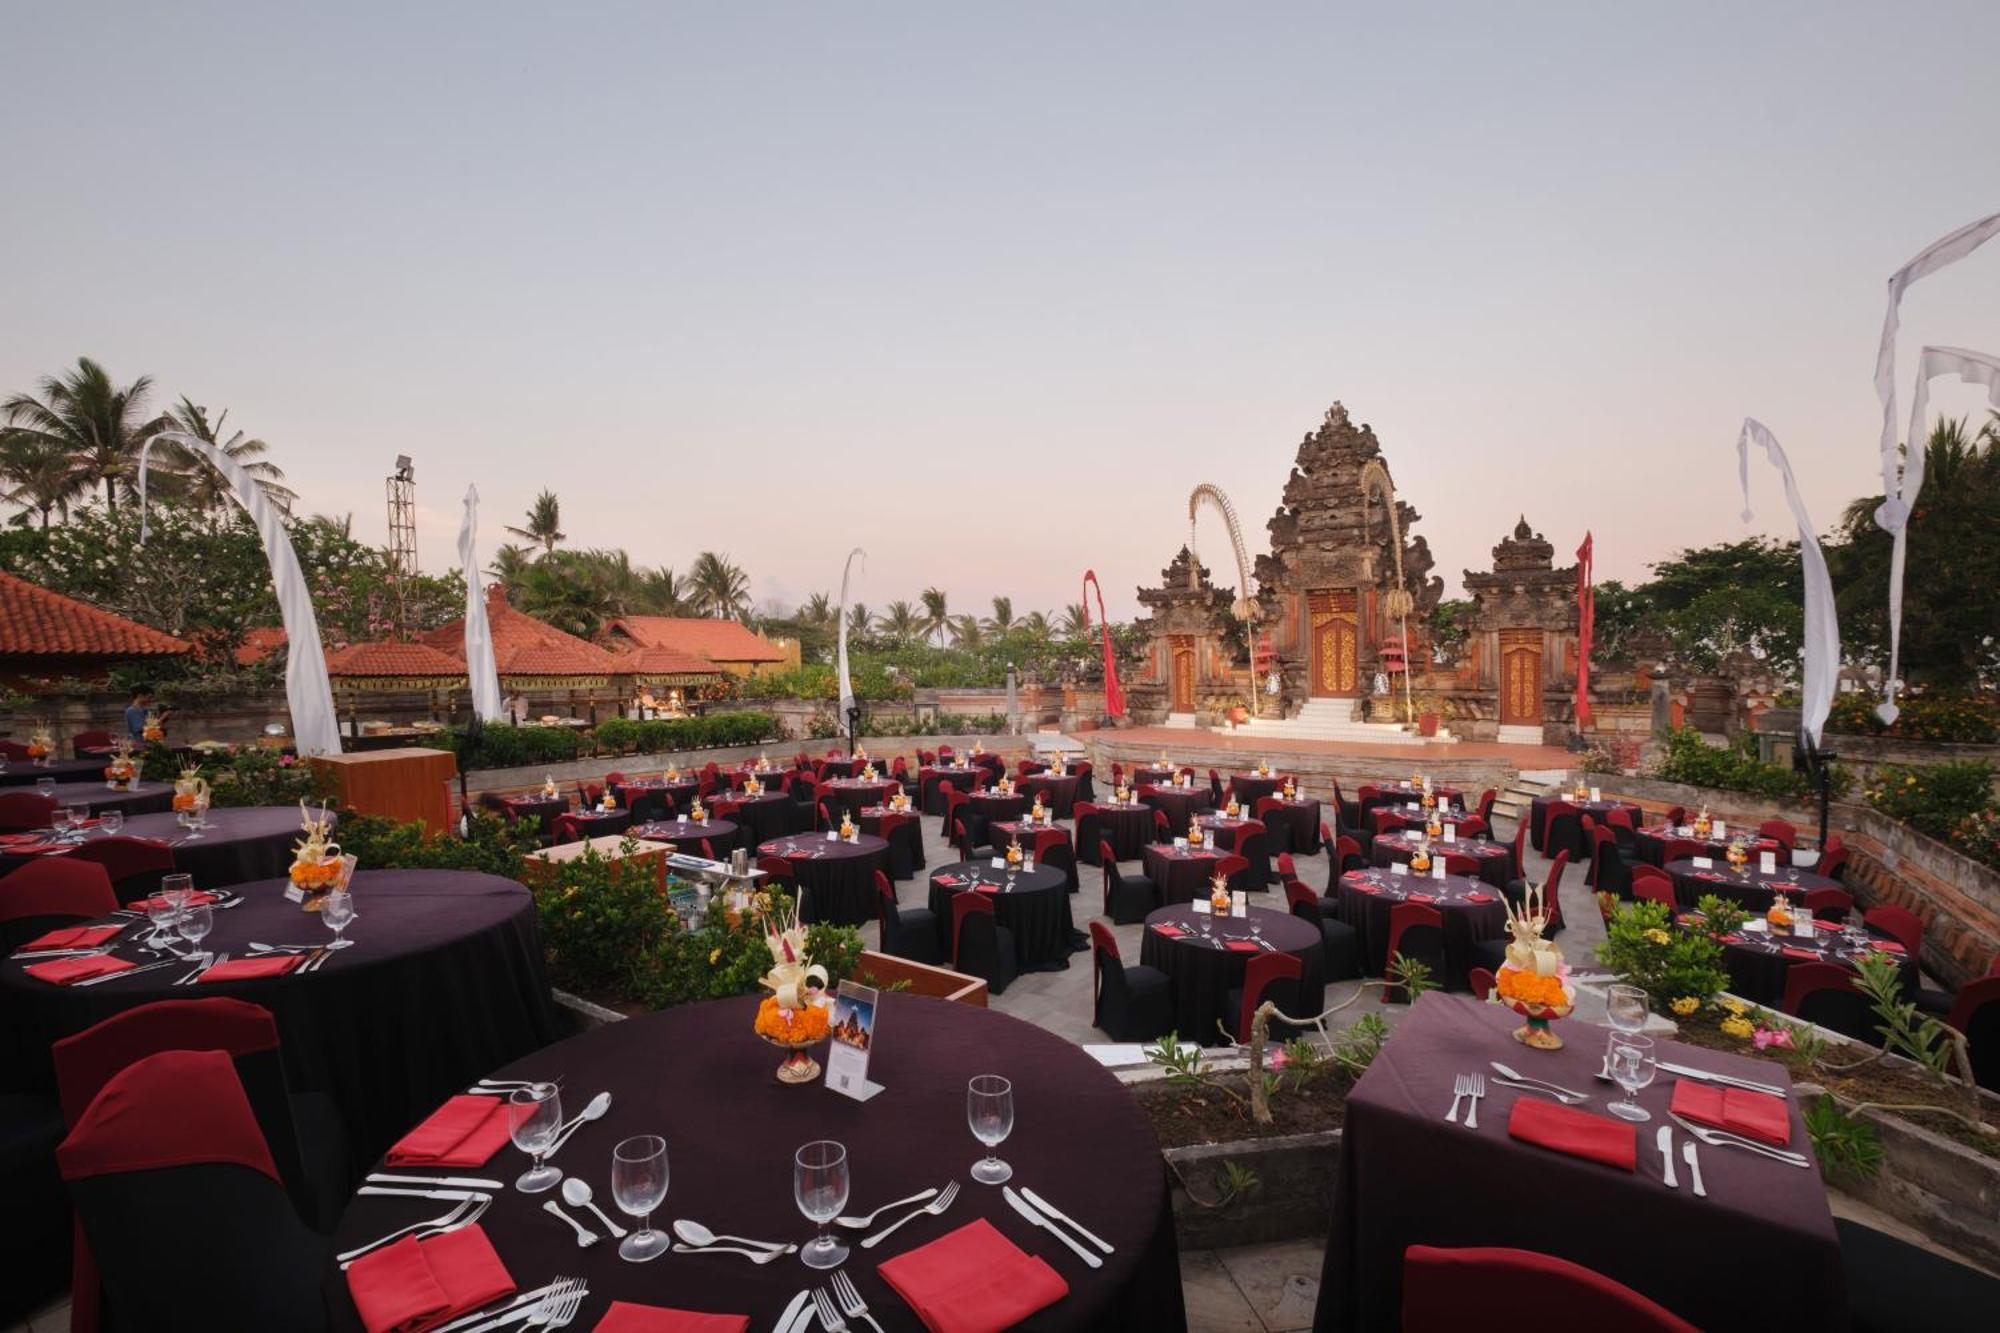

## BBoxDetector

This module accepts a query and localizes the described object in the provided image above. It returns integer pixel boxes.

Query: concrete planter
[1158,1126,1343,1249]
[1812,1082,2000,1275]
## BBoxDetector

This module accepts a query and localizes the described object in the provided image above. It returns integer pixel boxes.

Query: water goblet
[178,903,213,955]
[100,811,123,837]
[507,1084,564,1193]
[1605,1033,1656,1121]
[34,778,55,801]
[321,891,356,947]
[794,1140,850,1270]
[1605,983,1649,1034]
[967,1074,1014,1184]
[611,1135,669,1262]
[145,890,182,948]
[160,874,194,909]
[185,794,211,839]
[49,808,73,843]
[66,807,90,840]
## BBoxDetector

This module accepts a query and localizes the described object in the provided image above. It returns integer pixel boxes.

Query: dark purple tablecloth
[1140,784,1212,833]
[631,816,740,858]
[1332,867,1506,987]
[1142,842,1226,907]
[1635,825,1789,868]
[821,779,894,818]
[1196,814,1272,886]
[1130,766,1181,790]
[0,805,328,892]
[32,780,175,819]
[1715,920,1916,1006]
[0,757,108,787]
[1227,772,1289,805]
[1316,992,1845,1331]
[929,861,1076,970]
[1364,782,1463,813]
[1666,859,1839,913]
[918,766,981,815]
[1140,904,1325,1045]
[1077,802,1154,864]
[718,789,802,842]
[1019,772,1082,818]
[758,834,890,926]
[1254,796,1323,856]
[986,820,1076,891]
[568,808,633,839]
[858,807,926,880]
[1529,795,1643,859]
[1370,830,1514,890]
[611,778,699,822]
[0,869,557,1161]
[965,791,1030,845]
[497,795,566,838]
[326,993,1183,1332]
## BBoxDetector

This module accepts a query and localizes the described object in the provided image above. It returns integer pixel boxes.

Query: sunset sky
[7,2,1996,624]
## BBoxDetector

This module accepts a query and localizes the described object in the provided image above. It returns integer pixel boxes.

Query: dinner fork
[1445,1073,1469,1123]
[337,1195,491,1267]
[830,1271,885,1333]
[457,1278,586,1333]
[1463,1072,1486,1129]
[812,1286,852,1333]
[861,1179,959,1248]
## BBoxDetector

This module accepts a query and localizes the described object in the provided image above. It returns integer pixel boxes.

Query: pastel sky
[7,2,1997,626]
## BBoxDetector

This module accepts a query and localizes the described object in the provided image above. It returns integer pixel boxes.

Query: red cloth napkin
[1347,879,1378,894]
[125,891,219,914]
[386,1094,515,1167]
[974,883,999,895]
[935,875,962,887]
[345,1223,515,1333]
[1151,924,1185,938]
[1224,940,1259,954]
[877,1218,1070,1333]
[19,924,122,952]
[1507,1097,1636,1170]
[24,954,134,986]
[1669,1080,1792,1148]
[1406,892,1437,905]
[593,1303,749,1333]
[1464,892,1494,904]
[1871,940,1906,954]
[197,955,305,983]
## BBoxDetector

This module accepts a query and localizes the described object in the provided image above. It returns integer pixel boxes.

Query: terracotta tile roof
[0,571,192,659]
[423,587,623,678]
[608,616,784,664]
[612,643,720,677]
[325,640,468,678]
[235,626,288,666]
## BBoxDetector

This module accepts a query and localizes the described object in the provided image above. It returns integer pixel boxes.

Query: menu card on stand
[1759,851,1777,874]
[825,982,884,1102]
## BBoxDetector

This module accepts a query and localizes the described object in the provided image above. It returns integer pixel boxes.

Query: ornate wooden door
[1309,591,1359,697]
[1499,629,1543,725]
[1170,636,1196,712]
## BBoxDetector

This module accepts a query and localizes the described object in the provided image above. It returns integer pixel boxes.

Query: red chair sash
[56,1048,280,1185]
[52,997,278,1126]
[0,858,118,924]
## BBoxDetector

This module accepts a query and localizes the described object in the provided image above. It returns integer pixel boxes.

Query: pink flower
[1266,1048,1288,1070]
[279,754,296,767]
[1752,1027,1794,1051]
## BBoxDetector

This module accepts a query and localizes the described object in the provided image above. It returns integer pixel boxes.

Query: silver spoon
[670,1239,787,1263]
[672,1219,797,1254]
[561,1178,628,1238]
[836,1188,939,1229]
[544,1091,612,1157]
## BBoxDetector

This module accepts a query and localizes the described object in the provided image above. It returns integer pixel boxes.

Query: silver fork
[811,1287,851,1333]
[830,1271,885,1333]
[336,1195,489,1267]
[861,1179,959,1248]
[1445,1073,1468,1123]
[454,1278,584,1333]
[1464,1072,1486,1129]
[528,1281,586,1332]
[172,952,220,986]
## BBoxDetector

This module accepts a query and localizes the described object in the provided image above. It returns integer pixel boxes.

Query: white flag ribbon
[459,484,505,723]
[1736,419,1840,750]
[137,431,343,756]
[835,547,866,725]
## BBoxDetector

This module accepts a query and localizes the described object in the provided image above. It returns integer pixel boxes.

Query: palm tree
[846,602,873,643]
[638,566,691,614]
[514,550,615,638]
[1020,610,1053,644]
[2,357,171,509]
[920,586,950,645]
[879,599,924,646]
[0,431,89,526]
[161,397,295,512]
[1060,602,1090,639]
[488,542,535,588]
[948,614,985,649]
[689,551,751,620]
[983,595,1016,637]
[801,591,834,626]
[505,490,565,554]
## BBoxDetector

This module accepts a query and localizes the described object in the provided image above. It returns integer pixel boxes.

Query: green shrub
[339,809,541,876]
[1597,899,1731,1013]
[445,723,590,769]
[140,742,330,808]
[591,711,780,755]
[1826,689,1999,744]
[1952,809,2000,871]
[1863,761,1995,842]
[1648,727,1848,801]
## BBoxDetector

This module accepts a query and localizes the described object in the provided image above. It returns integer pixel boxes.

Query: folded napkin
[1150,924,1185,938]
[1463,892,1494,904]
[197,954,305,984]
[1669,1079,1791,1148]
[387,1094,514,1167]
[19,923,122,953]
[593,1303,748,1333]
[1695,871,1725,881]
[974,883,999,895]
[877,1217,1070,1333]
[1349,881,1379,894]
[125,891,219,914]
[1507,1097,1636,1170]
[346,1223,515,1333]
[1779,946,1821,960]
[1224,940,1260,954]
[935,874,962,887]
[1406,892,1438,905]
[24,954,134,986]
[1871,939,1906,954]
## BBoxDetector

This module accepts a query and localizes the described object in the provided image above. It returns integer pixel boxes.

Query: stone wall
[1819,732,2000,798]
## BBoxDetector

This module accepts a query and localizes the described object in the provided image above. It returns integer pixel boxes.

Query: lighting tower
[386,456,417,631]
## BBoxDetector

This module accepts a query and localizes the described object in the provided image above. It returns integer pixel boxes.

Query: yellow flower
[1720,1016,1755,1040]
[1906,776,1917,785]
[1643,928,1671,946]
[708,948,722,965]
[1720,996,1748,1016]
[1670,996,1700,1016]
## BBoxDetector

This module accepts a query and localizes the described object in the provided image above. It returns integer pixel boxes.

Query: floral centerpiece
[1115,782,1132,804]
[1208,870,1232,914]
[26,726,53,765]
[1493,880,1574,1050]
[838,812,856,843]
[688,797,708,823]
[1281,778,1297,800]
[853,745,869,762]
[1692,806,1713,839]
[743,775,764,796]
[754,901,831,1083]
[997,776,1014,796]
[103,742,140,791]
[1255,760,1272,778]
[542,775,560,800]
[860,763,878,781]
[1005,837,1023,868]
[1409,835,1433,874]
[664,765,680,782]
[141,710,165,743]
[172,765,209,815]
[1224,794,1241,819]
[1726,837,1750,871]
[288,800,353,910]
[1186,819,1204,848]
[1766,892,1795,934]
[1424,808,1443,839]
[1029,795,1047,823]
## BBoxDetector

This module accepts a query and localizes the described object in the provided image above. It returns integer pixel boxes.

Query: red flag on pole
[1082,571,1125,719]
[1575,533,1595,730]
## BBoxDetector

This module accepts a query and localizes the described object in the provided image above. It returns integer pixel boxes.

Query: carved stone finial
[1513,514,1532,540]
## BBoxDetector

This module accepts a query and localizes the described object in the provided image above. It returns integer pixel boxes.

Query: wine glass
[185,793,211,839]
[321,891,356,948]
[794,1140,850,1270]
[34,778,55,801]
[611,1135,669,1262]
[178,903,213,956]
[49,807,73,842]
[67,807,89,840]
[100,811,123,837]
[1605,1033,1656,1121]
[145,888,182,949]
[507,1084,564,1193]
[967,1074,1014,1185]
[1605,984,1649,1034]
[1248,914,1265,946]
[160,873,194,909]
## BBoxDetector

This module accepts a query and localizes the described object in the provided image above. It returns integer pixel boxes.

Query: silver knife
[366,1173,505,1190]
[1657,1061,1785,1097]
[1021,1187,1114,1254]
[356,1186,491,1201]
[1657,1125,1678,1189]
[1002,1186,1101,1268]
[771,1287,814,1333]
[1683,1140,1707,1197]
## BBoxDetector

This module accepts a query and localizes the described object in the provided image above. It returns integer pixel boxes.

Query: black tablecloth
[986,820,1076,891]
[631,817,740,858]
[723,790,802,842]
[612,779,699,822]
[34,780,174,818]
[1196,814,1272,887]
[821,779,894,818]
[0,869,557,1161]
[759,834,890,926]
[1529,795,1643,859]
[327,994,1184,1332]
[569,809,633,840]
[918,767,980,815]
[1019,773,1082,818]
[1077,802,1153,866]
[1139,905,1325,1045]
[1130,766,1180,790]
[1255,797,1323,856]
[1227,773,1288,805]
[0,757,108,787]
[1317,993,1844,1332]
[1370,830,1514,890]
[1634,826,1789,868]
[1139,785,1211,832]
[1665,859,1839,913]
[1716,921,1916,1006]
[964,792,1029,846]
[1142,843,1226,907]
[858,807,926,880]
[0,805,328,892]
[1364,782,1462,813]
[1332,867,1506,987]
[929,862,1076,970]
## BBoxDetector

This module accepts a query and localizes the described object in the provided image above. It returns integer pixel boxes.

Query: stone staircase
[1240,698,1422,745]
[1495,724,1545,746]
[1491,773,1559,831]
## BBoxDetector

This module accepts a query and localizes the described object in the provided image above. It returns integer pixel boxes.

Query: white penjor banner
[1736,419,1840,750]
[459,485,505,723]
[836,547,866,726]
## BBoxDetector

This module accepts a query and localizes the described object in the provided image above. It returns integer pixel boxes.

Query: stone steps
[1241,698,1422,745]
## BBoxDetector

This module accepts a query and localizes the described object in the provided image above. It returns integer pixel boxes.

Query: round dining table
[857,806,926,880]
[567,808,634,840]
[928,861,1076,971]
[1369,829,1514,890]
[1250,794,1322,856]
[1018,772,1082,818]
[758,834,890,927]
[964,791,1030,844]
[1712,919,1916,1006]
[496,795,567,839]
[611,778,700,822]
[0,805,328,892]
[1529,795,1643,859]
[917,766,980,815]
[1332,867,1506,988]
[0,757,110,787]
[820,778,894,818]
[631,816,740,858]
[1141,842,1226,907]
[1195,813,1271,886]
[1364,782,1462,813]
[1077,800,1155,865]
[718,790,801,843]
[1633,825,1788,868]
[24,780,175,819]
[1227,772,1290,806]
[1139,784,1211,832]
[985,819,1076,890]
[1139,904,1326,1044]
[0,868,558,1160]
[325,993,1183,1332]
[1664,858,1840,914]
[1129,766,1182,790]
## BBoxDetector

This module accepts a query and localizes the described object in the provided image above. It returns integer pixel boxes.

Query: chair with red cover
[1946,976,2000,1093]
[1474,788,1498,826]
[1454,815,1491,841]
[1759,818,1799,850]
[1633,870,1678,916]
[1224,951,1304,1041]
[875,870,940,966]
[875,810,922,880]
[1371,807,1411,839]
[1089,922,1172,1041]
[1276,852,1297,882]
[63,837,177,905]
[1537,798,1580,855]
[1251,796,1292,855]
[1334,833,1367,878]
[1283,878,1360,980]
[1100,840,1159,925]
[1782,962,1881,1045]
[1030,826,1077,891]
[1864,903,1924,957]
[1215,853,1253,896]
[941,786,977,851]
[1441,851,1481,878]
[756,856,796,886]
[0,858,118,952]
[1109,761,1124,786]
[603,771,627,787]
[1509,818,1529,883]
[1803,886,1854,922]
[1817,843,1850,882]
[0,739,32,761]
[891,755,910,780]
[1206,769,1225,805]
[1073,802,1104,866]
[936,744,955,762]
[548,814,586,846]
[817,801,838,833]
[951,891,1017,995]
[1229,820,1271,887]
[1152,807,1173,844]
[1660,837,1706,864]
[0,790,58,833]
[57,1050,329,1330]
[1402,1245,1696,1333]
[1467,967,1496,1001]
[1587,824,1633,898]
[1383,902,1446,999]
[70,730,114,759]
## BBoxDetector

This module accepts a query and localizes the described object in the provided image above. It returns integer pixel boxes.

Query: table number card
[1430,862,1447,881]
[824,982,884,1102]
[1173,837,1188,850]
[991,857,1007,870]
[1759,851,1777,874]
[1692,856,1714,869]
[1713,820,1727,838]
[1192,898,1211,914]
[1443,824,1457,842]
[1390,861,1409,877]
[1231,891,1247,918]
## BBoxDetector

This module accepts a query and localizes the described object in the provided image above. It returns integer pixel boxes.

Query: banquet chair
[1818,843,1850,882]
[1509,818,1529,882]
[1782,963,1881,1046]
[1152,808,1173,844]
[1225,951,1304,1041]
[1030,827,1076,891]
[1109,761,1123,786]
[874,871,940,966]
[1073,802,1103,866]
[877,810,921,880]
[549,814,586,845]
[1099,840,1159,924]
[70,729,114,758]
[1371,807,1411,838]
[0,858,118,952]
[1333,780,1362,832]
[1632,871,1678,916]
[1229,821,1270,887]
[953,818,995,864]
[1467,966,1496,1001]
[1759,818,1799,850]
[817,800,838,833]
[1587,825,1634,898]
[0,790,58,833]
[1916,949,2000,1018]
[950,892,1017,995]
[1383,902,1446,999]
[708,796,743,821]
[1441,851,1481,878]
[1836,1215,2000,1333]
[64,837,176,905]
[1282,878,1360,981]
[1207,769,1225,805]
[575,780,604,808]
[0,1091,67,1326]
[1250,797,1291,854]
[1803,886,1854,921]
[1500,849,1570,935]
[1659,836,1707,864]
[1276,852,1297,882]
[756,856,796,891]
[891,756,910,780]
[1334,834,1366,878]
[0,739,33,761]
[1537,798,1580,855]
[1602,802,1638,850]
[1474,788,1497,826]
[1945,976,2000,1093]
[1453,815,1491,841]
[941,786,974,846]
[1088,922,1172,1042]
[57,1050,330,1331]
[936,745,954,762]
[604,770,627,786]
[1215,853,1253,896]
[1402,1245,1696,1333]
[1864,904,1925,957]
